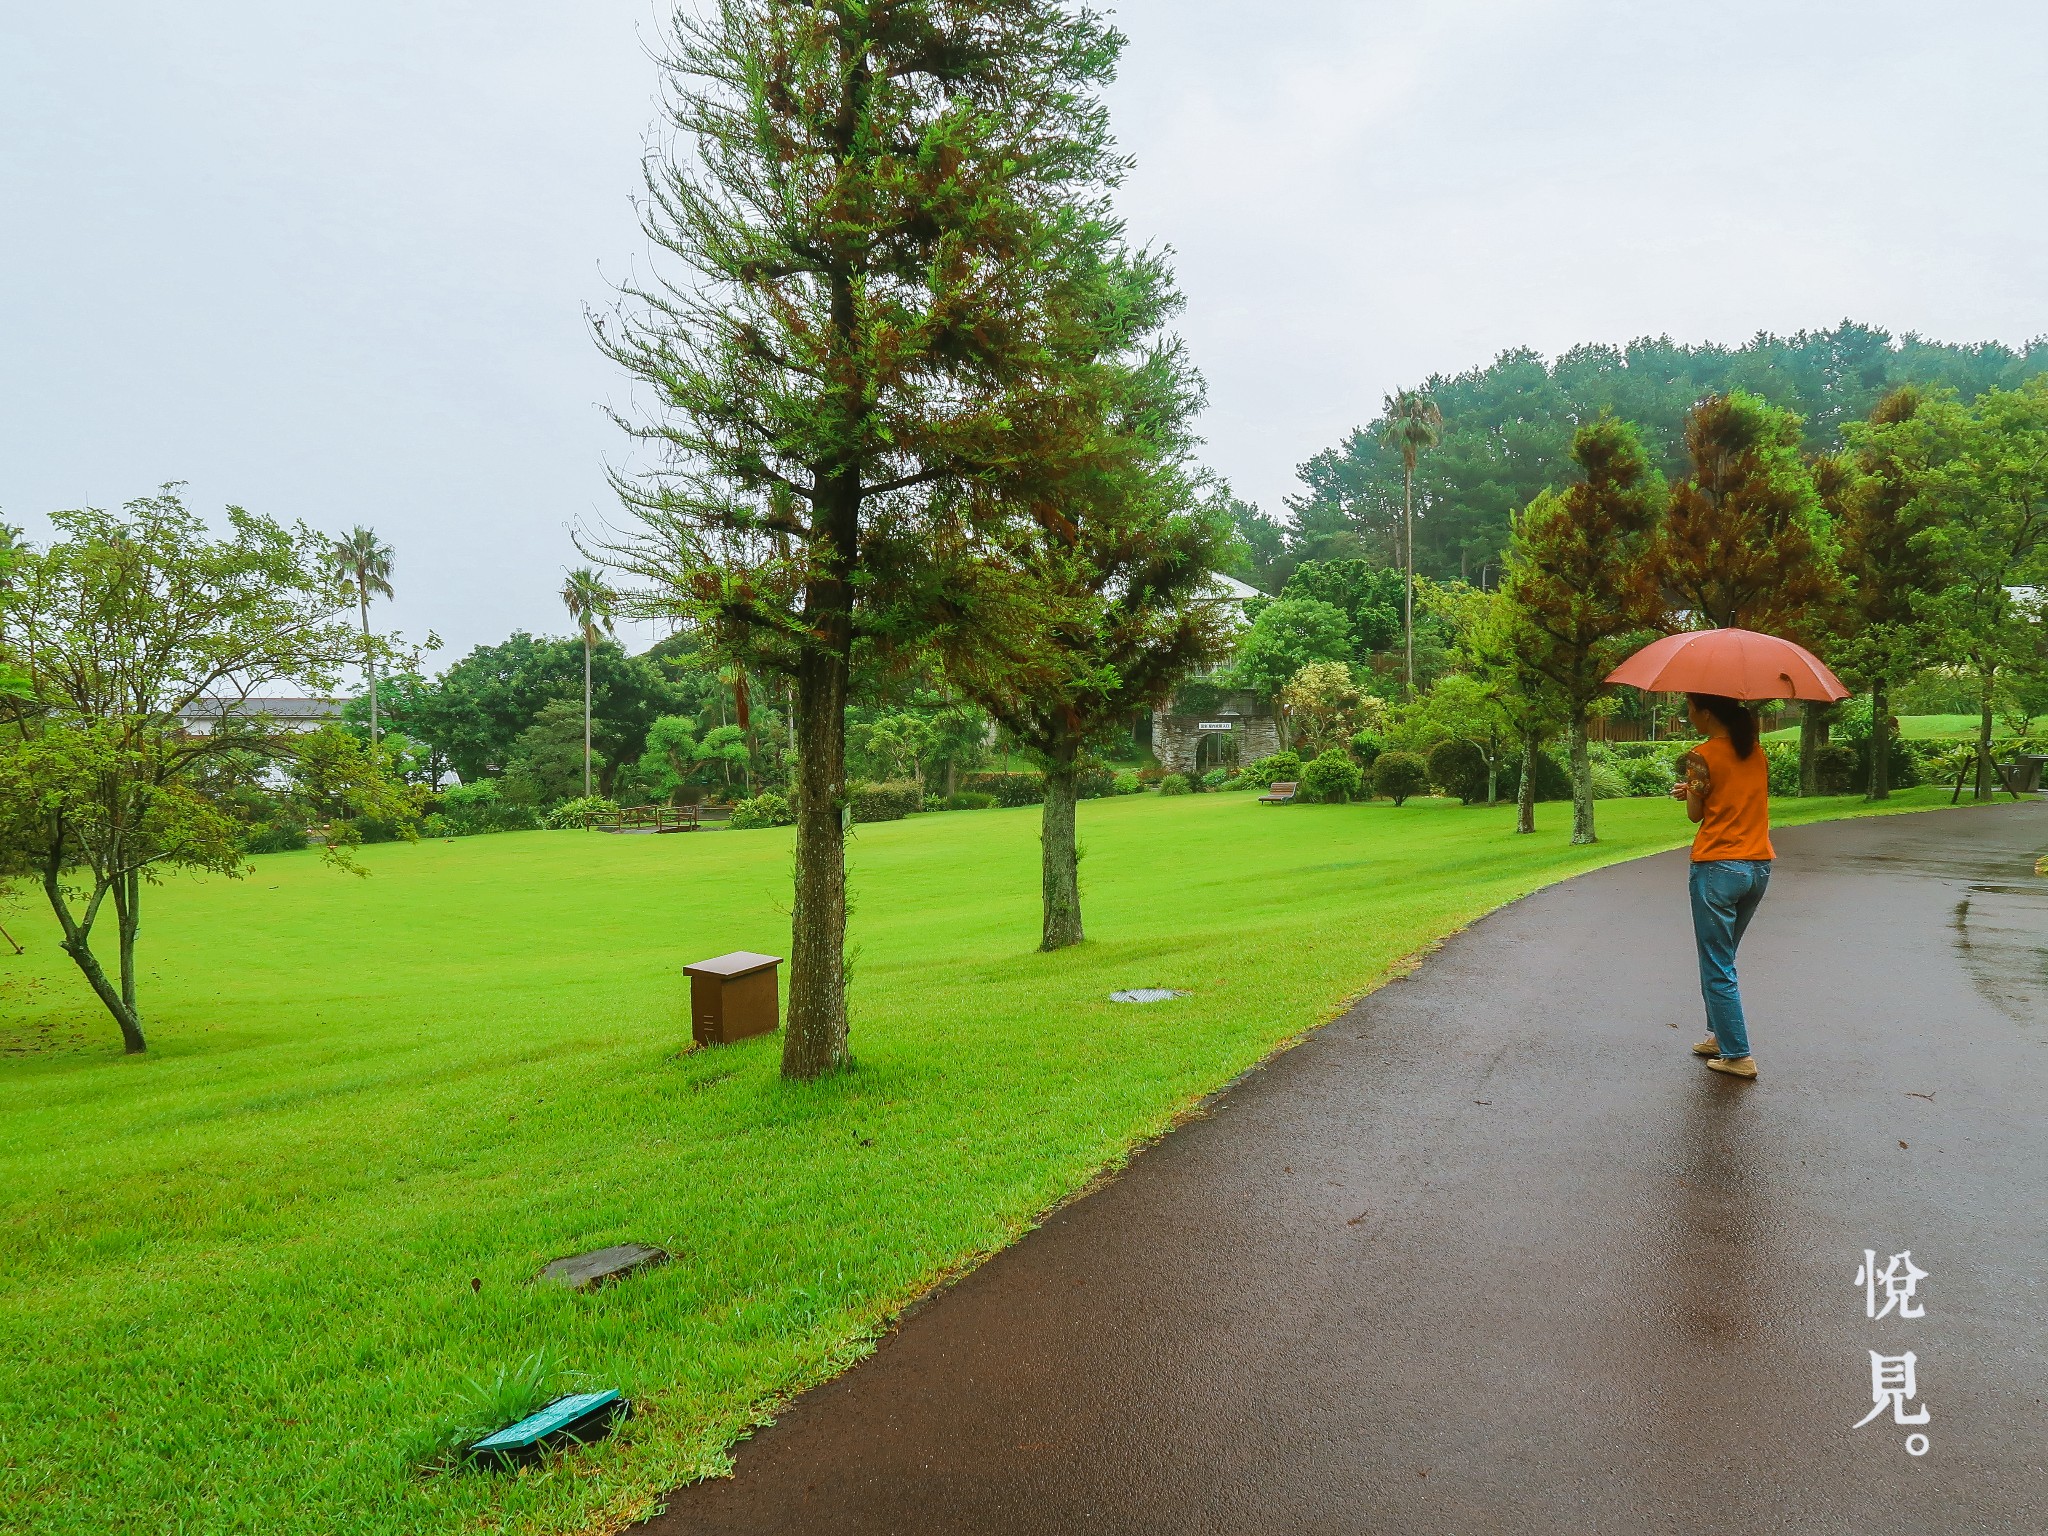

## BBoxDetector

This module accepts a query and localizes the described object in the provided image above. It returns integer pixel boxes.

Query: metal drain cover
[1109,988,1189,1004]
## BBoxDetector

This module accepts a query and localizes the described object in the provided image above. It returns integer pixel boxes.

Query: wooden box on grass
[683,951,783,1046]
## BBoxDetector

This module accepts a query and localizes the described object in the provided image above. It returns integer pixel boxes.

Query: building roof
[176,696,345,724]
[1200,571,1265,603]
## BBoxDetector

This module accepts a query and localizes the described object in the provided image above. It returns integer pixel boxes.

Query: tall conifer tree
[597,1,1129,1078]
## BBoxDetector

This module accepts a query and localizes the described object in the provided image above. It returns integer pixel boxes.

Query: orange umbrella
[1606,627,1849,702]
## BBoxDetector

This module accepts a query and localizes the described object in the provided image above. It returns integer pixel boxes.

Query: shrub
[1111,770,1142,796]
[1370,750,1430,806]
[944,790,997,810]
[419,813,455,839]
[1245,750,1302,788]
[1498,747,1573,803]
[1588,760,1629,800]
[1622,753,1682,798]
[436,780,535,835]
[727,792,794,829]
[544,795,619,830]
[851,781,922,823]
[1076,767,1118,800]
[1427,739,1491,805]
[1763,743,1801,796]
[1157,773,1192,796]
[1299,748,1364,803]
[923,794,945,813]
[242,821,308,855]
[1201,768,1232,790]
[1350,731,1385,772]
[1814,743,1860,794]
[961,770,1045,807]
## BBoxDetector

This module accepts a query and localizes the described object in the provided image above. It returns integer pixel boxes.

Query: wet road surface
[640,804,2048,1535]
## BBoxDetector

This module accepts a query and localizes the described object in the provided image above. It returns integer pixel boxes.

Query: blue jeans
[1689,859,1772,1059]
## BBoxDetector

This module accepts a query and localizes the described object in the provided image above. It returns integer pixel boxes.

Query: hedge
[960,771,1045,807]
[851,781,922,822]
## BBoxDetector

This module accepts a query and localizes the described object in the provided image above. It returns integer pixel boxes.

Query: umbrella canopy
[1606,628,1850,703]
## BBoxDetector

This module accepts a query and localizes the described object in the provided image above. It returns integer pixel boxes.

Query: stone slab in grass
[538,1242,670,1292]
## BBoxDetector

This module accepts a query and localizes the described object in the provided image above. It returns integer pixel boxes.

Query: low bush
[1201,768,1232,790]
[1588,761,1629,800]
[1498,747,1573,803]
[1299,748,1364,803]
[435,780,536,835]
[419,813,455,839]
[1813,743,1860,794]
[961,771,1045,808]
[1076,767,1118,801]
[944,790,997,811]
[1763,743,1801,796]
[727,792,794,829]
[1111,770,1142,796]
[544,796,619,830]
[1427,739,1491,805]
[1622,753,1682,798]
[851,781,923,822]
[1350,731,1385,772]
[242,821,309,855]
[1370,750,1429,806]
[1244,750,1302,788]
[1157,773,1192,796]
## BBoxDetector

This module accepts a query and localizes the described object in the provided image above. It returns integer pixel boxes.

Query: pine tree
[1501,417,1665,844]
[596,1,1128,1078]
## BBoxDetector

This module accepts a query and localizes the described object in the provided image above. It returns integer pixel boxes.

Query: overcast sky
[4,1,2045,661]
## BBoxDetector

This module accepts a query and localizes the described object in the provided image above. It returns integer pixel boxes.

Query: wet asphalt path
[640,804,2048,1535]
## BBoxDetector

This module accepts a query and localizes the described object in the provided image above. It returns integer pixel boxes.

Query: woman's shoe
[1692,1037,1720,1056]
[1706,1055,1758,1079]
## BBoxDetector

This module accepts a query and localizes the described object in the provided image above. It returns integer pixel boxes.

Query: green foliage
[1499,747,1575,803]
[433,781,536,836]
[726,793,793,831]
[1298,749,1364,804]
[1243,751,1303,789]
[1278,661,1383,758]
[1075,767,1118,801]
[944,791,997,811]
[406,1349,567,1474]
[1289,325,2048,584]
[499,698,593,809]
[1763,743,1803,796]
[1157,773,1192,796]
[544,797,621,830]
[1428,739,1491,804]
[1370,750,1430,805]
[242,820,310,855]
[851,782,923,824]
[1587,760,1629,800]
[1229,598,1353,697]
[960,771,1045,808]
[1111,770,1142,796]
[1280,560,1404,660]
[1814,743,1861,794]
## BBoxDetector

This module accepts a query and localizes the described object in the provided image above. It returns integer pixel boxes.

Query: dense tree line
[1232,325,2048,593]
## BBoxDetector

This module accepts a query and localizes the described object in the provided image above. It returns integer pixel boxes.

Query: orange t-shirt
[1691,735,1774,862]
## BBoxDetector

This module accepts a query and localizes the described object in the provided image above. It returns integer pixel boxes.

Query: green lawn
[0,785,1980,1535]
[1761,712,2044,743]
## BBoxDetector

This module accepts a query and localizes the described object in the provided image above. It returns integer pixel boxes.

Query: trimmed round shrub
[944,790,997,810]
[1427,739,1490,805]
[1112,770,1142,796]
[1299,749,1364,803]
[727,792,793,829]
[1370,750,1430,806]
[1157,773,1192,796]
[851,781,922,822]
[961,770,1045,807]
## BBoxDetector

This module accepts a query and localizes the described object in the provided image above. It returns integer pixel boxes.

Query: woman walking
[1674,692,1773,1079]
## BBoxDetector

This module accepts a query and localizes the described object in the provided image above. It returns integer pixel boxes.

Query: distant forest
[1226,322,2048,593]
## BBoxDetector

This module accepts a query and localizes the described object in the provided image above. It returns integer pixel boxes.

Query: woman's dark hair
[1688,693,1758,759]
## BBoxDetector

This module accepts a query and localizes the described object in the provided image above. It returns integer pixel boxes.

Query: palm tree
[324,527,395,748]
[560,568,616,797]
[1380,390,1444,695]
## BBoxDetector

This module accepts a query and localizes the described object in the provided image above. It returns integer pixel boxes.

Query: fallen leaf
[1899,1141,1909,1149]
[1905,1092,1934,1101]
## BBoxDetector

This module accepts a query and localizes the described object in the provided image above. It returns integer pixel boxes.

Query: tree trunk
[1567,711,1596,845]
[1798,701,1829,797]
[1403,465,1415,697]
[1516,735,1538,835]
[43,867,145,1054]
[1040,745,1084,952]
[361,590,377,751]
[115,867,141,1018]
[1485,731,1499,806]
[1974,663,1997,799]
[1867,680,1891,801]
[582,637,593,798]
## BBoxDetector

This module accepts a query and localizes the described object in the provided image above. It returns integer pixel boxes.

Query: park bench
[1258,781,1299,805]
[586,803,701,833]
